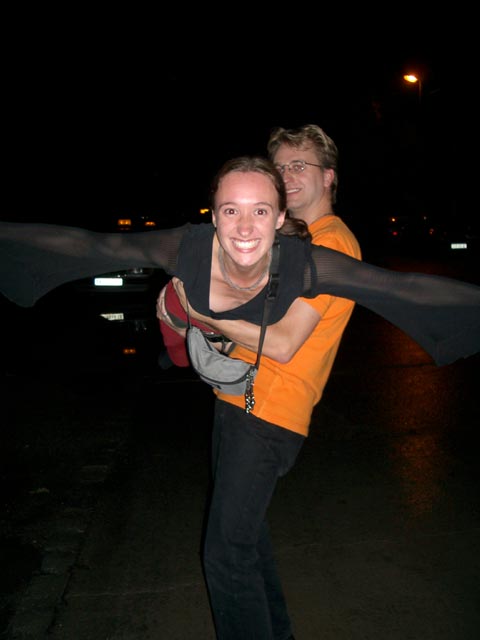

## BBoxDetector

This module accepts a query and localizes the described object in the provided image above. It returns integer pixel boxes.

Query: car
[9,214,170,374]
[58,216,171,366]
[73,265,162,296]
[71,211,188,298]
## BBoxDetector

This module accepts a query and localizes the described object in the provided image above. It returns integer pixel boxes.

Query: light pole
[403,73,422,105]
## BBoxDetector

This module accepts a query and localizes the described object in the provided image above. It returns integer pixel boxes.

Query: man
[262,123,362,386]
[172,124,361,427]
[159,124,361,399]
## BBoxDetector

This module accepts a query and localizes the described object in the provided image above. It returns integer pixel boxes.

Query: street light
[403,73,422,104]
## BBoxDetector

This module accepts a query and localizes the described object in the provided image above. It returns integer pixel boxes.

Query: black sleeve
[306,244,480,366]
[0,221,189,307]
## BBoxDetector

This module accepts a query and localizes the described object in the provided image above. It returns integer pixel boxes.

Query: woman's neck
[209,235,270,311]
[218,245,271,292]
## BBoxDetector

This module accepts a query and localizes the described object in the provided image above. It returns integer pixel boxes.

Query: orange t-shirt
[216,215,361,436]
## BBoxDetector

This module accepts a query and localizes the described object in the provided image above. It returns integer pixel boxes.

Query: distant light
[122,347,137,356]
[403,74,419,84]
[450,242,468,250]
[144,220,156,228]
[199,208,210,215]
[117,218,132,229]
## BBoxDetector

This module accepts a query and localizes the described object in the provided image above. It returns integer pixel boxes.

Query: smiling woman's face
[212,170,285,270]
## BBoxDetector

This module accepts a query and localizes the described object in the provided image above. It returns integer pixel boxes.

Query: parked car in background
[61,214,169,368]
[0,213,172,377]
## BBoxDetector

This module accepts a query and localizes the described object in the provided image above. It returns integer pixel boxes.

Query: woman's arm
[306,244,480,365]
[172,237,480,368]
[0,221,187,307]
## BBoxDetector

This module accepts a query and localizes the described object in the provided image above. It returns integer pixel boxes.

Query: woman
[1,156,479,640]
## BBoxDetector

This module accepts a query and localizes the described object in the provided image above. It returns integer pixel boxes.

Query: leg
[204,400,304,640]
[257,520,292,640]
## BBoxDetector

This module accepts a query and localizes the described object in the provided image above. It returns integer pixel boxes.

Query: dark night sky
[3,18,474,232]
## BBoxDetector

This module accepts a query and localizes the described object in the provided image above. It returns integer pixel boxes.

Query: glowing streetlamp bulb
[403,73,422,104]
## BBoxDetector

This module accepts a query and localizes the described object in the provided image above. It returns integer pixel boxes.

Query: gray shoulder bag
[186,240,280,413]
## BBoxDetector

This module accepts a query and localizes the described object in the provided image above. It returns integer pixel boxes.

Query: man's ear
[211,210,217,227]
[324,169,335,188]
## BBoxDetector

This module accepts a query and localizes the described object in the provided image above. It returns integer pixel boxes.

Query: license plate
[94,277,124,286]
[100,313,125,321]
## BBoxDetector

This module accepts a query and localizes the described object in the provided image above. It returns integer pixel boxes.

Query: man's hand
[172,277,187,311]
[172,277,212,325]
[157,278,220,338]
[156,283,187,338]
[167,278,234,353]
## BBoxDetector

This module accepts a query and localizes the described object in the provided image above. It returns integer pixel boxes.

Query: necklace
[218,246,271,292]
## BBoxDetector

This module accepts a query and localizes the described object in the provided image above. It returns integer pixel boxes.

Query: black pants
[203,399,305,640]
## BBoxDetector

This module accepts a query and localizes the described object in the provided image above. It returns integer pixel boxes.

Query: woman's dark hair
[280,212,311,240]
[210,156,311,240]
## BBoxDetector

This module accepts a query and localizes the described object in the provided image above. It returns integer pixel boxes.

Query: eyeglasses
[275,160,322,175]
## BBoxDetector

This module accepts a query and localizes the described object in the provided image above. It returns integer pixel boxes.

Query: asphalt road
[1,250,479,639]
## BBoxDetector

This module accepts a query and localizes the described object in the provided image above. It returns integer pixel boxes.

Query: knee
[203,534,227,573]
[203,533,258,581]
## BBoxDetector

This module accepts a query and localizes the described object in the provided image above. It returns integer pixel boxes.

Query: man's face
[273,144,333,214]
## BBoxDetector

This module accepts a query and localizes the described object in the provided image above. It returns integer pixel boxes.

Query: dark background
[2,14,475,236]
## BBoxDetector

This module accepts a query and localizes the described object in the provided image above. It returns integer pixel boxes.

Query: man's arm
[167,278,321,363]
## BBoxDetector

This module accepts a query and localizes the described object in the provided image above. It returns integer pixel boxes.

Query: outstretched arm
[0,221,187,307]
[168,244,480,367]
[306,245,480,366]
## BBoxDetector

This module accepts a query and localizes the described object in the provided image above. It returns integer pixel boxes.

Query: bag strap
[254,238,280,368]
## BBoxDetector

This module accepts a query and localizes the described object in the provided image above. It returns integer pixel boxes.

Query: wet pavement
[1,253,479,639]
